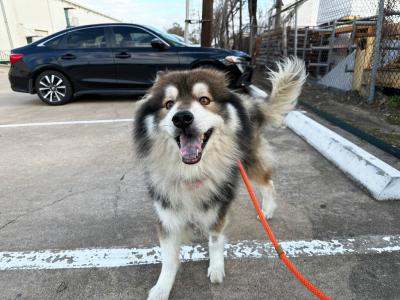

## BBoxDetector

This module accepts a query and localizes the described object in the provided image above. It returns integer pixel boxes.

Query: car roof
[49,23,149,36]
[32,23,156,46]
[65,23,145,30]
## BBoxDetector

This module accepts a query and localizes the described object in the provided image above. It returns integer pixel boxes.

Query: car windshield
[146,26,189,47]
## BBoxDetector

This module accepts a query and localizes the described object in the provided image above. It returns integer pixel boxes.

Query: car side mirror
[151,38,168,50]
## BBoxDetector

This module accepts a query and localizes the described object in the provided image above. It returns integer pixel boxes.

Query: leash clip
[274,244,285,257]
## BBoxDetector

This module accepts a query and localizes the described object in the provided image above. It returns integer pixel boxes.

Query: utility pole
[248,0,257,56]
[184,0,190,43]
[274,0,282,30]
[294,3,298,56]
[249,0,253,55]
[239,0,242,50]
[201,0,213,47]
[0,0,13,49]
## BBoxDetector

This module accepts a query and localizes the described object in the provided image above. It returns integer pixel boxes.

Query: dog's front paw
[147,285,170,300]
[207,266,225,284]
[258,209,274,220]
[259,202,277,220]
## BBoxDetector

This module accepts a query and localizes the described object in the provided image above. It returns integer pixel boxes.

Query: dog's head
[136,68,236,165]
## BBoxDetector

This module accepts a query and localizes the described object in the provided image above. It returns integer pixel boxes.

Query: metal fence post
[294,4,298,57]
[185,0,190,44]
[367,0,385,104]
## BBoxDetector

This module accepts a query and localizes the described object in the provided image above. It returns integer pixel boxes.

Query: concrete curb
[247,84,268,97]
[286,111,400,201]
[248,85,400,201]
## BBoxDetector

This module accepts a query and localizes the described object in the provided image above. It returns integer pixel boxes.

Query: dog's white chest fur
[155,199,219,233]
[151,174,221,232]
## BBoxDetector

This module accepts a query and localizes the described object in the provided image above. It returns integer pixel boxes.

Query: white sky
[77,0,274,32]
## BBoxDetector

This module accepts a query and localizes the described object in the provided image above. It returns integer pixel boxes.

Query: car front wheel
[35,71,72,105]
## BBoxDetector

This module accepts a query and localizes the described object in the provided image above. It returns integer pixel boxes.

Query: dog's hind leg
[248,164,277,220]
[148,224,183,300]
[208,217,227,284]
[257,179,277,220]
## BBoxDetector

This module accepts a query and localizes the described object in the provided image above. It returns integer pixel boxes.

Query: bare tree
[231,1,236,48]
[211,0,247,50]
[228,0,242,49]
[167,23,184,37]
[257,5,268,32]
[219,0,229,48]
[212,0,223,46]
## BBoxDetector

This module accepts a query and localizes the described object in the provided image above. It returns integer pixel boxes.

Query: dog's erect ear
[196,68,230,89]
[154,70,166,82]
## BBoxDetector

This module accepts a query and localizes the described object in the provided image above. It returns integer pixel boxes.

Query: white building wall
[295,0,320,27]
[280,0,321,28]
[350,0,379,20]
[282,0,382,27]
[0,0,120,54]
[317,0,379,24]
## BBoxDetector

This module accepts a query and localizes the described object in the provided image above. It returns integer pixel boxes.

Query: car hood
[189,46,250,60]
[229,49,250,58]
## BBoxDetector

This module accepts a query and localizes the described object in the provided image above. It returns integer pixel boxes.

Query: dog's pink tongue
[179,135,202,162]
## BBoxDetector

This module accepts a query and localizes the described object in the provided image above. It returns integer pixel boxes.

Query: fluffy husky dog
[133,57,306,300]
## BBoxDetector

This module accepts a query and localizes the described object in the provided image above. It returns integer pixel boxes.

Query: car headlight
[225,56,243,64]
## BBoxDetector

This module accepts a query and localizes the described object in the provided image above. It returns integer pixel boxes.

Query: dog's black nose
[172,111,194,129]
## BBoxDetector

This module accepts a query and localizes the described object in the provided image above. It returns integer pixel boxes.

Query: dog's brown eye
[165,100,174,109]
[199,97,211,106]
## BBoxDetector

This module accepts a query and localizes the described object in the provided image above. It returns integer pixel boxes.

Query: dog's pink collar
[185,179,205,189]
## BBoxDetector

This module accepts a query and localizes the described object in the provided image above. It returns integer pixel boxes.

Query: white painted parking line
[1,234,399,270]
[0,119,134,128]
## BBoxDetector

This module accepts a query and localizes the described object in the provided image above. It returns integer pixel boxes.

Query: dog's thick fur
[133,57,306,300]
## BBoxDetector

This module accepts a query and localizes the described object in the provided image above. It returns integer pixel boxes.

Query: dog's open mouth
[175,128,213,164]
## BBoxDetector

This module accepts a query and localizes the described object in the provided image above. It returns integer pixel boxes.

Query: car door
[58,27,117,91]
[110,26,180,89]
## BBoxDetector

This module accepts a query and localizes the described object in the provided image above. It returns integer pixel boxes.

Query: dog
[133,57,306,300]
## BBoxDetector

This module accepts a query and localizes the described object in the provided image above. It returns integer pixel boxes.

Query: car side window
[45,35,64,49]
[66,28,106,49]
[113,27,155,48]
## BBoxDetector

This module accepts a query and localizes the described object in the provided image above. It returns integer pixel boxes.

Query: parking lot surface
[1,66,399,299]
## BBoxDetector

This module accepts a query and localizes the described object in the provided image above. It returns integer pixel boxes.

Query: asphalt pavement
[0,65,399,300]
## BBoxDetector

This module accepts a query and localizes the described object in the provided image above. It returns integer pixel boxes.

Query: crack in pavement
[113,168,132,218]
[0,187,99,231]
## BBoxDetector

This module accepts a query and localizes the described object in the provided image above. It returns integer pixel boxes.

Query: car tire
[35,70,73,105]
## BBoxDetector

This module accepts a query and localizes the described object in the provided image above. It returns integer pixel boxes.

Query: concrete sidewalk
[0,71,399,299]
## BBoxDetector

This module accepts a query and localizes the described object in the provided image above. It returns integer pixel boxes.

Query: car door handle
[61,53,76,60]
[115,52,131,59]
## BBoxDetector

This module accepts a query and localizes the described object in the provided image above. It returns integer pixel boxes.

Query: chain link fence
[256,0,400,103]
[377,0,400,96]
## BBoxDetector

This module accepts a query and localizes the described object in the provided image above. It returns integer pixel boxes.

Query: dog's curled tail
[263,57,306,127]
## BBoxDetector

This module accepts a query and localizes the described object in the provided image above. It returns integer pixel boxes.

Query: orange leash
[237,160,331,300]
